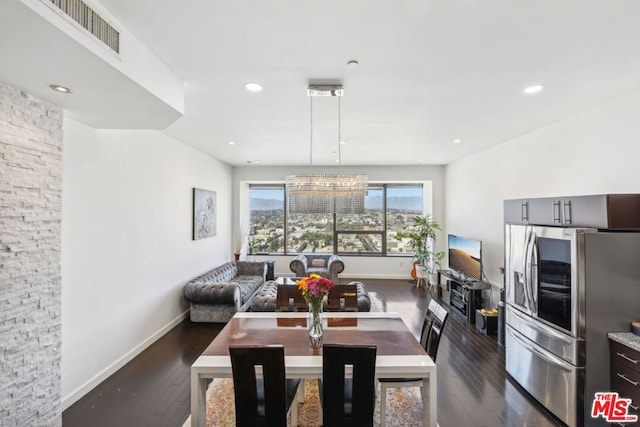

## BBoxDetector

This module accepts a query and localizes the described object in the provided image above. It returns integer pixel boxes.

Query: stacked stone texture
[0,82,63,426]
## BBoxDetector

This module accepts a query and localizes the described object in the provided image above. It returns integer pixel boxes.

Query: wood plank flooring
[62,320,223,427]
[62,279,563,427]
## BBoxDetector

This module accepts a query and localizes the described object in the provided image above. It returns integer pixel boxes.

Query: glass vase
[308,301,323,347]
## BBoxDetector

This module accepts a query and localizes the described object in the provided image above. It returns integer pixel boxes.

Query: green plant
[396,214,446,274]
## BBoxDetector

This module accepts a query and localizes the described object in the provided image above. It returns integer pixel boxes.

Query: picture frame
[193,188,216,240]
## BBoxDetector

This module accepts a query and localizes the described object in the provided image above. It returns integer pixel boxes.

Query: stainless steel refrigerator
[505,224,640,426]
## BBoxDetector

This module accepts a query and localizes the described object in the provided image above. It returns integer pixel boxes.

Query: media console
[437,270,490,324]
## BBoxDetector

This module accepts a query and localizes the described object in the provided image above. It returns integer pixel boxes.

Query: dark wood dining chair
[229,345,300,427]
[320,343,377,426]
[379,298,449,426]
[275,285,307,312]
[419,298,440,348]
[326,284,358,312]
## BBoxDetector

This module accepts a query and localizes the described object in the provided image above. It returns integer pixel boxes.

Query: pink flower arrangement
[296,274,336,307]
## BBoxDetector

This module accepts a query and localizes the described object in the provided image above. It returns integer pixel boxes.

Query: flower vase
[308,301,323,347]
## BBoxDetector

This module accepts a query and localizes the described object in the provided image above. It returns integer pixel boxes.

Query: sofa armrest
[289,254,308,277]
[183,282,241,310]
[328,255,345,276]
[235,261,267,280]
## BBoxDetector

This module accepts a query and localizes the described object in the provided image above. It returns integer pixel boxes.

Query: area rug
[197,377,424,426]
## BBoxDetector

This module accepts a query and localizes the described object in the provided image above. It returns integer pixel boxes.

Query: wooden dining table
[190,311,437,426]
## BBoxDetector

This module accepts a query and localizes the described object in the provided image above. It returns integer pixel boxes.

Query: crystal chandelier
[286,85,368,214]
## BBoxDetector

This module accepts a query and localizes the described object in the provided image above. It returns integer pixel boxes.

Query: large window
[249,184,423,256]
[336,186,384,253]
[386,186,424,254]
[249,186,285,253]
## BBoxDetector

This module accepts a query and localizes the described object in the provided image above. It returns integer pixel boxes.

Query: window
[287,212,333,253]
[249,186,285,253]
[386,186,424,254]
[249,183,424,256]
[336,186,384,254]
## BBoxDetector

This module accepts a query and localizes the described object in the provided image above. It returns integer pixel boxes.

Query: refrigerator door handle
[524,228,536,313]
[530,232,538,314]
[507,327,574,372]
[526,315,573,345]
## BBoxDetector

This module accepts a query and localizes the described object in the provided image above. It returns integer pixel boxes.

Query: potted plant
[396,214,446,288]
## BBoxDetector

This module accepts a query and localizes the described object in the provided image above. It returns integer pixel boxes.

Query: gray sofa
[183,261,266,322]
[251,280,371,312]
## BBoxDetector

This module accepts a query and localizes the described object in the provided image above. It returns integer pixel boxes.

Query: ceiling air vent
[46,0,120,54]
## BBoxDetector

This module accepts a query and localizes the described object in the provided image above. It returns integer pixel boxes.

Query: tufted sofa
[251,280,371,312]
[183,261,266,323]
[289,254,345,283]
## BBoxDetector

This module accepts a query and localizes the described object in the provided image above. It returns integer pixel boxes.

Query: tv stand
[437,270,490,324]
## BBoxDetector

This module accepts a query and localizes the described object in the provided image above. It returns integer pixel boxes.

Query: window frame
[248,183,424,256]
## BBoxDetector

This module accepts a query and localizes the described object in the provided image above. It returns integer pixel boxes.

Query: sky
[250,186,422,201]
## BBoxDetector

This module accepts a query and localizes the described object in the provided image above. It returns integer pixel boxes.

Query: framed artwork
[193,188,216,240]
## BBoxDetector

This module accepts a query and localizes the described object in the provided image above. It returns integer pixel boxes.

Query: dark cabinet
[438,270,487,324]
[609,338,640,423]
[504,194,640,229]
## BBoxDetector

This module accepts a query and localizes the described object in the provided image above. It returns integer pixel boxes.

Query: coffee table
[190,311,437,426]
[275,276,298,285]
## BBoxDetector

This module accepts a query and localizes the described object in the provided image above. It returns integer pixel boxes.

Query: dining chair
[229,344,301,427]
[326,284,358,312]
[319,343,377,426]
[379,298,449,426]
[275,284,307,312]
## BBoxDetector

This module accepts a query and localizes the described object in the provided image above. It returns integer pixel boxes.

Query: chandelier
[286,85,368,214]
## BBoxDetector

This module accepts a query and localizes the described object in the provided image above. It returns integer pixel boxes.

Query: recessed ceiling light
[523,84,544,95]
[228,141,235,145]
[339,141,346,145]
[453,139,462,144]
[246,160,259,164]
[245,82,263,92]
[49,84,71,94]
[347,60,359,68]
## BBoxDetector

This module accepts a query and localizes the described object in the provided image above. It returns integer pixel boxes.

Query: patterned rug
[202,377,424,426]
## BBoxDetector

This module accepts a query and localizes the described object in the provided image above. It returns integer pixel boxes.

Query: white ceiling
[3,0,640,167]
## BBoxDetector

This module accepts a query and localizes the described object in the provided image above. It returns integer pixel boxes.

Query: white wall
[61,118,232,408]
[233,165,445,279]
[445,90,640,307]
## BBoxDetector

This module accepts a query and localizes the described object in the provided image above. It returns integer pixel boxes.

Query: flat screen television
[448,234,482,281]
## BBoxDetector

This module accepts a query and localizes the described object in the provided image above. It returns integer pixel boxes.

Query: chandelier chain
[310,95,313,170]
[285,84,368,214]
[338,96,342,167]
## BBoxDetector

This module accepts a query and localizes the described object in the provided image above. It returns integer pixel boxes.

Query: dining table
[190,311,437,426]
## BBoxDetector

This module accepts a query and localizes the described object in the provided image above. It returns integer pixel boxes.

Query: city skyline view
[249,185,424,254]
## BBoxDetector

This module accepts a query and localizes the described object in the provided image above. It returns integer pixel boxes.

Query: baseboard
[61,309,190,410]
[340,274,412,280]
[275,274,412,281]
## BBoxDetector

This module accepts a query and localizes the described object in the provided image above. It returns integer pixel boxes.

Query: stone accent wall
[0,82,63,425]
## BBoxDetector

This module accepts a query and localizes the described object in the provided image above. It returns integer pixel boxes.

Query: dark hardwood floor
[62,279,563,427]
[62,320,223,427]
